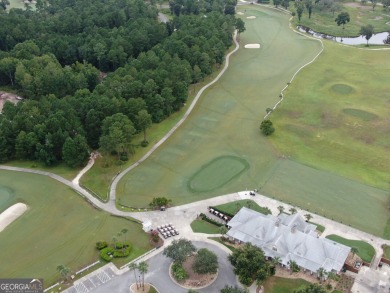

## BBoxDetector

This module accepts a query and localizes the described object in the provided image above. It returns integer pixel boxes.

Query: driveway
[80,241,241,293]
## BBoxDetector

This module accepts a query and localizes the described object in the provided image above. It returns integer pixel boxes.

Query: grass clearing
[291,2,390,36]
[190,219,221,234]
[309,221,325,233]
[326,234,375,262]
[0,170,152,287]
[214,199,272,216]
[269,40,390,237]
[263,276,310,293]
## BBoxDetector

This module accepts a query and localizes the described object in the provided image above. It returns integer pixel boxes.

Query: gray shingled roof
[227,207,350,273]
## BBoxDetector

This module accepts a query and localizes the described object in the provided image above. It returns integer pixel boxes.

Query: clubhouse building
[226,207,350,274]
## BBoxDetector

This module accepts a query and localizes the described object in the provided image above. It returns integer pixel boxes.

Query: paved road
[66,241,241,293]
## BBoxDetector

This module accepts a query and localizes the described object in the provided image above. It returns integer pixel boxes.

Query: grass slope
[326,234,375,262]
[0,170,152,286]
[214,199,271,215]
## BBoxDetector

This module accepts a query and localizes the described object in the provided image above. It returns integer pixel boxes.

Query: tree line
[0,0,242,166]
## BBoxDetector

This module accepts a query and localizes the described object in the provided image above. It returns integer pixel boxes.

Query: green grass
[208,237,237,252]
[115,5,322,208]
[263,276,310,293]
[1,160,81,180]
[188,156,249,192]
[269,40,390,237]
[383,245,390,259]
[0,170,152,287]
[190,219,221,234]
[291,1,390,36]
[214,199,272,216]
[326,234,375,263]
[310,221,325,233]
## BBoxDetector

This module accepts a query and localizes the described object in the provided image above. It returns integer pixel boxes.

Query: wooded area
[0,0,240,166]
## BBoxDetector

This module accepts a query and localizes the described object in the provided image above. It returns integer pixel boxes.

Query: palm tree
[304,213,313,222]
[277,206,285,215]
[56,264,70,281]
[289,207,297,214]
[327,271,339,284]
[121,228,128,243]
[112,236,117,249]
[220,226,228,235]
[128,262,139,289]
[317,267,326,282]
[289,260,299,274]
[272,256,281,266]
[138,261,149,291]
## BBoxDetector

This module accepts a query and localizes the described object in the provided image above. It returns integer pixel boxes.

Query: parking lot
[62,266,117,293]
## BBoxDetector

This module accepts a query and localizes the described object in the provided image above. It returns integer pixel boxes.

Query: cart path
[72,152,99,185]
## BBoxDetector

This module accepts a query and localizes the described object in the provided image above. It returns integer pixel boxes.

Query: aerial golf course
[1,3,390,285]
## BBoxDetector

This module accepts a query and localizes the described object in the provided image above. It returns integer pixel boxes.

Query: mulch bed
[177,255,217,288]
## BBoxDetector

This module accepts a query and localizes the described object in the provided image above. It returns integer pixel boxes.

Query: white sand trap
[245,44,261,48]
[246,16,256,19]
[237,12,244,15]
[0,203,28,232]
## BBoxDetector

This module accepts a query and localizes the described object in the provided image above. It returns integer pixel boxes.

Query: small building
[227,207,350,274]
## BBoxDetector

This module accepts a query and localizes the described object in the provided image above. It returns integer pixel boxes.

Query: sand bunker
[0,203,28,232]
[237,12,244,15]
[246,16,256,19]
[245,44,261,48]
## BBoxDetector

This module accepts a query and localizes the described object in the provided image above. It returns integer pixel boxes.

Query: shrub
[100,247,115,262]
[200,213,223,227]
[172,263,188,281]
[120,152,128,161]
[96,241,108,250]
[141,140,149,147]
[260,119,275,136]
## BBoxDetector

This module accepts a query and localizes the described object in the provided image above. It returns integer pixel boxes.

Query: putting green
[0,170,152,286]
[331,84,354,95]
[188,156,249,192]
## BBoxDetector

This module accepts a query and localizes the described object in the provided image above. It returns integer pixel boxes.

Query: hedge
[200,213,224,227]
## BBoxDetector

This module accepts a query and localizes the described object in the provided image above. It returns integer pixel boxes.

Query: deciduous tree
[359,24,374,46]
[192,248,218,274]
[163,239,196,265]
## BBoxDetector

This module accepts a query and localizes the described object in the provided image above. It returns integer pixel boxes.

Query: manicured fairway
[0,171,152,286]
[268,40,390,237]
[116,5,322,206]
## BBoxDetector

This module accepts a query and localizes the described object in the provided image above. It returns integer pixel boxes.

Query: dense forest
[0,0,241,166]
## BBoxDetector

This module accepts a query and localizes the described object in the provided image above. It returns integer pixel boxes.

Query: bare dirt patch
[178,255,217,288]
[0,92,22,112]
